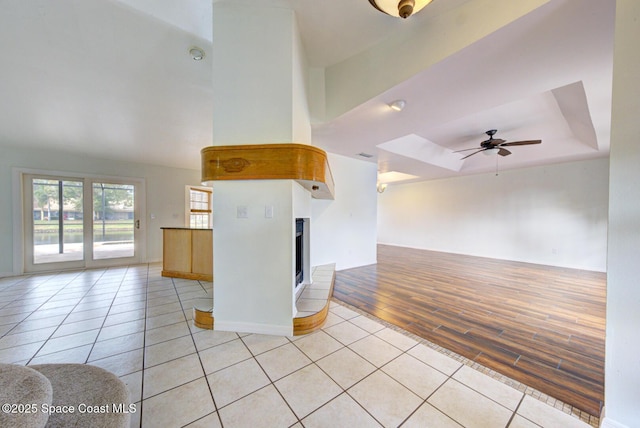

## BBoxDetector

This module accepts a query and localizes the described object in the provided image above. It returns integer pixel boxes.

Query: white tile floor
[294,264,335,317]
[0,264,596,428]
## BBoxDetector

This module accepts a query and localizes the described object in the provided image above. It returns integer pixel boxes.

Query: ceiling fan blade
[498,148,511,156]
[460,148,486,160]
[453,147,483,153]
[500,139,542,147]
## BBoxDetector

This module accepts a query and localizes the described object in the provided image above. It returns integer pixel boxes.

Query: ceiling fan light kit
[483,147,500,156]
[368,0,433,19]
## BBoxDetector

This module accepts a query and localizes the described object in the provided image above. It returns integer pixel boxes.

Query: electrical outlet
[237,205,248,218]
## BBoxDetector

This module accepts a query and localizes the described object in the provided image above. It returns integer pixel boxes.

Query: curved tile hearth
[192,263,336,335]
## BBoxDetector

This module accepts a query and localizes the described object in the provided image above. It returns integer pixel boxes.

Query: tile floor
[295,264,335,318]
[0,264,596,428]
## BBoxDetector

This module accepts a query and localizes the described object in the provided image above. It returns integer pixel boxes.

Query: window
[187,186,212,229]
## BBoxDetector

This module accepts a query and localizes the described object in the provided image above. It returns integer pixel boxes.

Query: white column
[210,3,311,335]
[603,1,640,427]
[212,2,310,146]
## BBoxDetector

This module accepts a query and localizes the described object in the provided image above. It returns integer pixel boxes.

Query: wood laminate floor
[333,245,606,417]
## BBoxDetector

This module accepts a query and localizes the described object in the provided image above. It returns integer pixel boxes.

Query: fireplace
[295,218,304,287]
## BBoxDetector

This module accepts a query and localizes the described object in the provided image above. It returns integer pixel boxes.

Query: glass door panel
[32,178,84,264]
[92,182,135,260]
[24,174,143,273]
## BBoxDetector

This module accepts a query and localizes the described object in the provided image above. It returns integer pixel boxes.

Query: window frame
[186,186,212,229]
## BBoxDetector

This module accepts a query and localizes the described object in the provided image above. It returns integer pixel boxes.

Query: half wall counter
[161,227,213,281]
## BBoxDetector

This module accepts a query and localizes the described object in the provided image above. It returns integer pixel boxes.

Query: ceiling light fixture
[369,0,433,19]
[389,99,406,112]
[189,46,205,61]
[377,183,388,193]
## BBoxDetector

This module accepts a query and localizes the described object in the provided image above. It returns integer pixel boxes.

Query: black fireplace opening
[295,218,304,287]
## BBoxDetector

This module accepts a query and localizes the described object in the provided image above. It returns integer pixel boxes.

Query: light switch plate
[265,205,274,218]
[237,205,248,218]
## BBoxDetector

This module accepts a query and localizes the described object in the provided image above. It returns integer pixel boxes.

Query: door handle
[135,219,140,229]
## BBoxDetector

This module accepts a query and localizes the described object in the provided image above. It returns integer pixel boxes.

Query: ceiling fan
[455,129,542,160]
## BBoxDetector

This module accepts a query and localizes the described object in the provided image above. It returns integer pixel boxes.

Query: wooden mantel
[201,143,334,199]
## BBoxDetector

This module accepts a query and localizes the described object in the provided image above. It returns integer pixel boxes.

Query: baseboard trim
[214,320,293,337]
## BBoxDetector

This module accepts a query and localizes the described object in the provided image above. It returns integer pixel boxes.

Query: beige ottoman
[0,363,52,428]
[29,364,130,428]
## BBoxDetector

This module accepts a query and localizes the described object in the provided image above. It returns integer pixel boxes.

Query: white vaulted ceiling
[0,0,614,182]
[310,0,614,182]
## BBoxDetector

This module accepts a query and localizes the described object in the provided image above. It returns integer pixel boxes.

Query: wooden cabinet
[161,228,213,281]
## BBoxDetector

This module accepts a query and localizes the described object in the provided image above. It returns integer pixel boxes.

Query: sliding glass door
[24,174,142,272]
[30,178,84,265]
[92,182,136,260]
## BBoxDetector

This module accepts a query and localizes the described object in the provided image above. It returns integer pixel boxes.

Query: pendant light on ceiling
[368,0,433,19]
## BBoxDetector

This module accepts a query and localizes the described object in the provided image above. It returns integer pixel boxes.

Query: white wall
[311,153,378,270]
[378,158,608,272]
[212,3,304,145]
[603,1,640,427]
[292,15,312,145]
[0,144,201,276]
[211,180,296,336]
